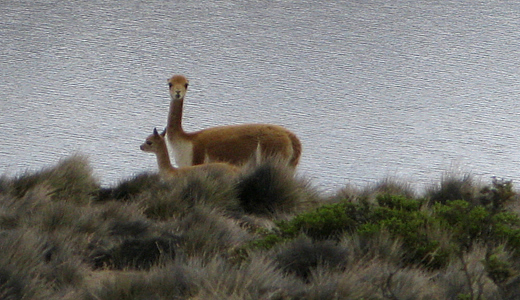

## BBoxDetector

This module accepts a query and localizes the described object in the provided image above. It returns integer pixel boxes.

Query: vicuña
[140,128,239,178]
[165,75,302,169]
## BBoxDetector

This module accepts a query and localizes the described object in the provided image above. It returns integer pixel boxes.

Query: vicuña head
[168,74,189,101]
[165,74,302,170]
[141,127,239,179]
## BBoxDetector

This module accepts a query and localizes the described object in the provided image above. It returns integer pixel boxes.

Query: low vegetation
[2,155,520,299]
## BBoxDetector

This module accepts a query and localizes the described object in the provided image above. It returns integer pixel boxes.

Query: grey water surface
[2,0,520,193]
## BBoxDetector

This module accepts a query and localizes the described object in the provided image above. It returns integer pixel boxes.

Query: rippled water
[2,0,520,193]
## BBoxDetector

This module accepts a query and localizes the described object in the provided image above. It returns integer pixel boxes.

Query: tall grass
[236,158,319,216]
[5,155,99,204]
[3,155,520,299]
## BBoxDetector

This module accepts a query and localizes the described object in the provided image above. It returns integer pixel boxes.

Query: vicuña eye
[185,83,189,88]
[146,141,152,145]
[168,82,172,88]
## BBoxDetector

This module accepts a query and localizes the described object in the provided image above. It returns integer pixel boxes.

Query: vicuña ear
[153,127,159,136]
[160,128,167,137]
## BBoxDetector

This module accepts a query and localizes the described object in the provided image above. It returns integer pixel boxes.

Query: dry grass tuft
[273,236,349,281]
[426,172,480,205]
[172,207,252,261]
[236,158,319,216]
[6,155,99,204]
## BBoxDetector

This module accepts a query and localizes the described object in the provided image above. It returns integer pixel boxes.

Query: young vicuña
[165,75,302,169]
[140,128,239,178]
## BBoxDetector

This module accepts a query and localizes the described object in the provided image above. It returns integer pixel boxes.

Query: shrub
[82,272,154,300]
[276,201,363,241]
[236,159,316,216]
[0,228,85,298]
[137,172,240,220]
[172,207,251,260]
[426,173,478,206]
[273,237,349,281]
[484,252,515,286]
[113,237,178,270]
[368,195,451,268]
[6,155,99,204]
[108,220,151,237]
[186,255,295,299]
[94,172,161,202]
[0,267,27,300]
[433,199,520,256]
[255,194,452,269]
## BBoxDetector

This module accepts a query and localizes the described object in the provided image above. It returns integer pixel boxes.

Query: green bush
[252,194,472,268]
[376,193,423,211]
[432,199,520,257]
[277,201,360,240]
[369,195,450,268]
[484,253,515,286]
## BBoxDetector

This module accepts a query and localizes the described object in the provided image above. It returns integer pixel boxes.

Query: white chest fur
[165,133,193,167]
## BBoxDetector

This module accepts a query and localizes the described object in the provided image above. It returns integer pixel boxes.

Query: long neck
[155,142,177,175]
[166,98,186,137]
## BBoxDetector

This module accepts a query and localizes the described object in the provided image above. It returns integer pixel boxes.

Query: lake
[2,0,520,194]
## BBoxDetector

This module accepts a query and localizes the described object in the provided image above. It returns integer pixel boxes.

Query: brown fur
[165,75,302,168]
[140,128,239,179]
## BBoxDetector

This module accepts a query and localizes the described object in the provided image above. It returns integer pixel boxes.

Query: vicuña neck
[166,98,187,137]
[155,141,177,175]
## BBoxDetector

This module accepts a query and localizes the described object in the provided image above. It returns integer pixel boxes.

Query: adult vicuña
[140,128,239,178]
[165,75,302,169]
